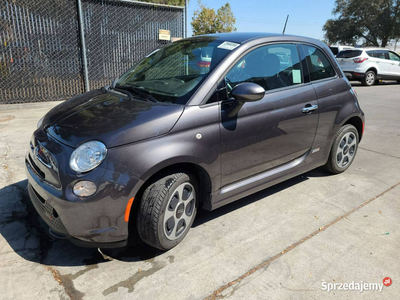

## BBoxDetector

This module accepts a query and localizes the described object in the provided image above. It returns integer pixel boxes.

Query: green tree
[191,1,236,36]
[323,0,400,47]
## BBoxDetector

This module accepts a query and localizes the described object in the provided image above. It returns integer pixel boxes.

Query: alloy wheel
[163,182,196,241]
[336,132,357,169]
[366,72,375,85]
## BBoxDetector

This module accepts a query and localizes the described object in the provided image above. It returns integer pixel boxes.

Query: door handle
[302,104,318,113]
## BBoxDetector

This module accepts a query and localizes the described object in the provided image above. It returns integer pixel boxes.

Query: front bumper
[27,183,127,248]
[25,150,134,248]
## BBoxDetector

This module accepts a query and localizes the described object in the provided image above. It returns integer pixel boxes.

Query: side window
[224,43,303,95]
[389,52,400,61]
[302,45,336,81]
[366,51,377,58]
[374,50,386,60]
[383,51,390,60]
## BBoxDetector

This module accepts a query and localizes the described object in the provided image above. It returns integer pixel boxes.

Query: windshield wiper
[117,85,158,103]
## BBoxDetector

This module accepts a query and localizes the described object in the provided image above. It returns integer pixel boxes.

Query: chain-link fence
[0,0,185,104]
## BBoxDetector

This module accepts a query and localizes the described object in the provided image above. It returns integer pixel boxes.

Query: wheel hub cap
[175,203,184,219]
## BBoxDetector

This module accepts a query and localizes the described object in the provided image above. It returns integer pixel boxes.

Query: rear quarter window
[303,45,336,81]
[336,50,362,58]
[330,47,339,55]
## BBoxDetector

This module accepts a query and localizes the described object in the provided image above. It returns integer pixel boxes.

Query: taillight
[353,57,368,63]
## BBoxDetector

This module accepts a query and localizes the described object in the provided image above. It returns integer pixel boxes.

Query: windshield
[116,37,238,105]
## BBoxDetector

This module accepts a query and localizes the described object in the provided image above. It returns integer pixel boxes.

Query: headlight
[37,116,44,128]
[69,141,107,173]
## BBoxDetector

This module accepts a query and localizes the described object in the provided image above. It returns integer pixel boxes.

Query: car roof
[357,47,389,51]
[187,32,320,44]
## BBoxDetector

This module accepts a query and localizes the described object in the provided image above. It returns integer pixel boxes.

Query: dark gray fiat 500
[26,32,365,250]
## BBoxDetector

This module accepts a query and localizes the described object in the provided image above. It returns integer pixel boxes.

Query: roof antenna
[282,15,289,35]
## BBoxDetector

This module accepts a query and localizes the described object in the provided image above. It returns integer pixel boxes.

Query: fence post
[77,0,90,92]
[185,0,188,38]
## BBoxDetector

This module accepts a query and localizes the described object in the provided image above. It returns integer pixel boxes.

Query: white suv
[337,48,400,86]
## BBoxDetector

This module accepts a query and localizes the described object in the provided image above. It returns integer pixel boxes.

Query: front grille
[28,134,61,188]
[28,184,68,235]
[28,154,45,180]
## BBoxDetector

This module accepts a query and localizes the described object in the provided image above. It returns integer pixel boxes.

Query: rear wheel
[397,80,400,84]
[137,172,198,250]
[325,124,359,174]
[361,70,376,86]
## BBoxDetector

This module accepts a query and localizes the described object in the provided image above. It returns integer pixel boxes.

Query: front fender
[107,104,222,199]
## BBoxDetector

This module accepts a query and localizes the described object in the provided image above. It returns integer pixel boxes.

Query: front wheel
[325,124,359,174]
[361,71,376,86]
[137,172,198,250]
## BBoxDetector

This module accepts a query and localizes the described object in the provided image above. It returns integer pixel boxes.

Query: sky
[187,0,337,40]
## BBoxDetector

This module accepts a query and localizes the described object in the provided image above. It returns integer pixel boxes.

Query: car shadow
[193,167,329,227]
[0,167,330,267]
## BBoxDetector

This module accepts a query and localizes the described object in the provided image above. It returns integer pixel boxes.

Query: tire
[397,80,400,84]
[361,70,376,86]
[325,124,359,174]
[137,172,198,250]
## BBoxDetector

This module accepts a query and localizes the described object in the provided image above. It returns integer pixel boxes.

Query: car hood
[43,89,184,148]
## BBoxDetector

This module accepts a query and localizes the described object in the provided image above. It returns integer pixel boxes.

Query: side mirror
[226,82,265,117]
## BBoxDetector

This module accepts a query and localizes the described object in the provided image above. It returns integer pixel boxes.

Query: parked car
[337,48,400,86]
[26,32,365,250]
[329,45,355,56]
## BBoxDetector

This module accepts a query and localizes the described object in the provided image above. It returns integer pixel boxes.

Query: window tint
[224,43,303,94]
[336,50,362,58]
[389,52,400,61]
[303,45,336,81]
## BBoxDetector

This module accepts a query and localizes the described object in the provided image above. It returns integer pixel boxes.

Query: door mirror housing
[226,82,265,117]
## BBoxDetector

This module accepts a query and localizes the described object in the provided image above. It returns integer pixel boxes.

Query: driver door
[219,43,319,187]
